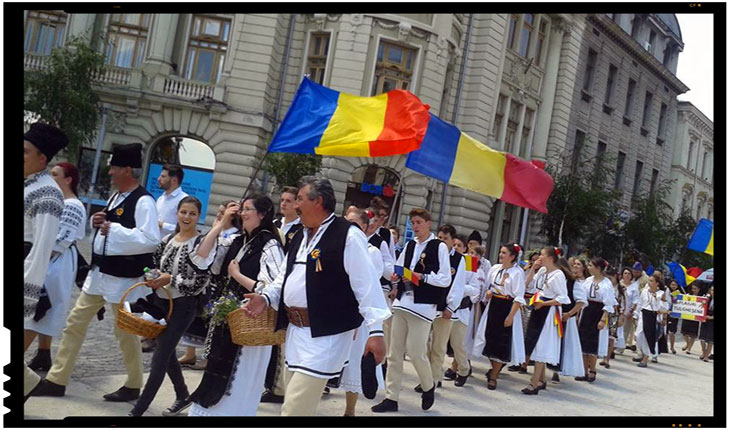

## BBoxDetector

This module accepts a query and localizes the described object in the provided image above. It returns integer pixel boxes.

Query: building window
[306,32,330,85]
[657,103,668,139]
[687,140,695,170]
[504,100,521,154]
[372,40,417,95]
[624,78,637,117]
[519,108,534,158]
[105,14,150,69]
[518,14,534,57]
[507,15,519,51]
[596,141,607,163]
[604,64,618,105]
[650,168,659,195]
[24,10,67,55]
[662,44,673,67]
[641,91,653,128]
[633,160,644,196]
[535,20,547,66]
[571,130,586,173]
[648,30,656,55]
[583,49,598,92]
[614,151,626,189]
[185,15,231,84]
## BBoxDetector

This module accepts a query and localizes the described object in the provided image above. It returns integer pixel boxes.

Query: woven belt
[492,294,513,300]
[285,306,310,328]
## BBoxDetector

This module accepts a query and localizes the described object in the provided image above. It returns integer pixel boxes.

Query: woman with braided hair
[472,243,526,391]
[520,247,571,395]
[575,257,616,383]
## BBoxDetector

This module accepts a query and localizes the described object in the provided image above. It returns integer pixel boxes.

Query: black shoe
[103,386,140,402]
[538,381,547,390]
[528,360,535,366]
[631,357,642,362]
[518,365,528,374]
[128,410,143,417]
[141,338,157,353]
[28,350,52,371]
[162,398,192,416]
[322,386,330,395]
[551,373,560,383]
[507,364,521,372]
[260,390,284,404]
[610,352,616,359]
[421,385,435,410]
[574,375,588,382]
[30,379,65,397]
[627,345,636,351]
[415,381,440,392]
[709,354,714,360]
[444,368,457,380]
[371,398,398,413]
[521,384,539,395]
[454,375,468,387]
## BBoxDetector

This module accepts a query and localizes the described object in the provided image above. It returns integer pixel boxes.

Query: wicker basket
[117,282,173,339]
[227,306,286,346]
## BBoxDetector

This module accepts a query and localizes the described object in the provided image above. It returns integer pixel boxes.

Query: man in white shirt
[243,177,389,416]
[274,186,303,253]
[156,164,188,237]
[372,208,451,413]
[32,143,161,402]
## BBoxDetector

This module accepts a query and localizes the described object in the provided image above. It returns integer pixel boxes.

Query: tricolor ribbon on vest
[311,248,323,272]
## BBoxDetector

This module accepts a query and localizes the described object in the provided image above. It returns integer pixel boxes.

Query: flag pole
[240,149,270,201]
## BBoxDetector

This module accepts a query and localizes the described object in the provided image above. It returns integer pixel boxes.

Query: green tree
[24,35,106,163]
[539,136,621,256]
[264,152,322,191]
[621,181,676,266]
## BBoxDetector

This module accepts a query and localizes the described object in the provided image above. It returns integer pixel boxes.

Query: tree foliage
[24,35,106,163]
[264,152,322,190]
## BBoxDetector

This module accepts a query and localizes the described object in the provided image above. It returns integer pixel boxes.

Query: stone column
[512,101,527,156]
[497,94,512,150]
[531,20,565,162]
[142,14,180,76]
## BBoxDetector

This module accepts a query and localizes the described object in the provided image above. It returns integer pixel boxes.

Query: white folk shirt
[24,170,64,318]
[455,258,480,325]
[367,232,395,283]
[624,280,640,316]
[261,214,391,379]
[391,233,452,322]
[280,216,301,236]
[440,249,466,321]
[378,226,397,262]
[532,267,571,306]
[486,264,527,305]
[638,288,668,312]
[476,257,492,302]
[581,276,617,313]
[84,189,161,304]
[156,186,188,237]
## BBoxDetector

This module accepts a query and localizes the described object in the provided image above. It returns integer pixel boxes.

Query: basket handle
[120,281,174,324]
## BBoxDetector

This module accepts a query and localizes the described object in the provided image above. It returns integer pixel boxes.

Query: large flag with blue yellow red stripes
[268,77,430,157]
[687,218,714,256]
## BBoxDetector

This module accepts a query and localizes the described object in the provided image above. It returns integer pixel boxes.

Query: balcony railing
[90,67,132,85]
[163,77,214,99]
[24,52,48,71]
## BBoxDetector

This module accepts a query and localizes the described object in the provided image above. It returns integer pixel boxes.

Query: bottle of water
[143,267,161,281]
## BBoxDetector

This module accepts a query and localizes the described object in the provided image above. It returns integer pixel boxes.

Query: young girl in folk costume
[25,162,87,371]
[188,194,285,416]
[680,282,702,355]
[665,279,682,354]
[129,196,214,417]
[472,243,526,391]
[520,247,571,395]
[509,253,543,374]
[333,208,386,416]
[634,274,669,368]
[549,256,587,383]
[699,285,714,362]
[599,267,626,369]
[575,257,616,382]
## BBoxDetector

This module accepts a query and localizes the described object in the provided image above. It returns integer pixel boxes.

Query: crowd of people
[23,125,714,416]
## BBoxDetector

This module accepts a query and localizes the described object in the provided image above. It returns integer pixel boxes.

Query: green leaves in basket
[203,291,242,327]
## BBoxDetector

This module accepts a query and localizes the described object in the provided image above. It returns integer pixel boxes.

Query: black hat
[468,230,482,244]
[110,143,143,168]
[24,123,69,161]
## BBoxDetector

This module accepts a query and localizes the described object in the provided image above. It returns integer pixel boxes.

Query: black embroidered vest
[276,216,363,337]
[90,186,154,278]
[283,222,304,254]
[368,234,390,287]
[436,251,463,311]
[397,238,443,304]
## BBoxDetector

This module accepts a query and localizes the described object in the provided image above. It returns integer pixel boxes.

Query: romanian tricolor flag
[529,290,541,307]
[667,262,696,288]
[687,218,714,256]
[554,310,563,338]
[405,114,555,213]
[395,265,420,286]
[464,255,479,272]
[268,77,430,157]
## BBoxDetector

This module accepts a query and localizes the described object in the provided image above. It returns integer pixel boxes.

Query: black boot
[28,349,52,371]
[421,384,435,410]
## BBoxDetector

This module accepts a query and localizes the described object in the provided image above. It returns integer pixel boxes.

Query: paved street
[24,234,714,418]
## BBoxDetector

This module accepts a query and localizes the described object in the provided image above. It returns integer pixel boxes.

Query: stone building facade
[24,12,693,260]
[669,101,714,221]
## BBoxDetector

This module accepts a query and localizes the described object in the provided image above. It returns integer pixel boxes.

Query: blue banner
[146,163,214,225]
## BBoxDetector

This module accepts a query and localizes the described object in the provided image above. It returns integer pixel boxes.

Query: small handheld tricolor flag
[554,310,563,338]
[687,218,714,256]
[529,290,541,307]
[268,77,430,157]
[394,265,420,286]
[464,255,479,272]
